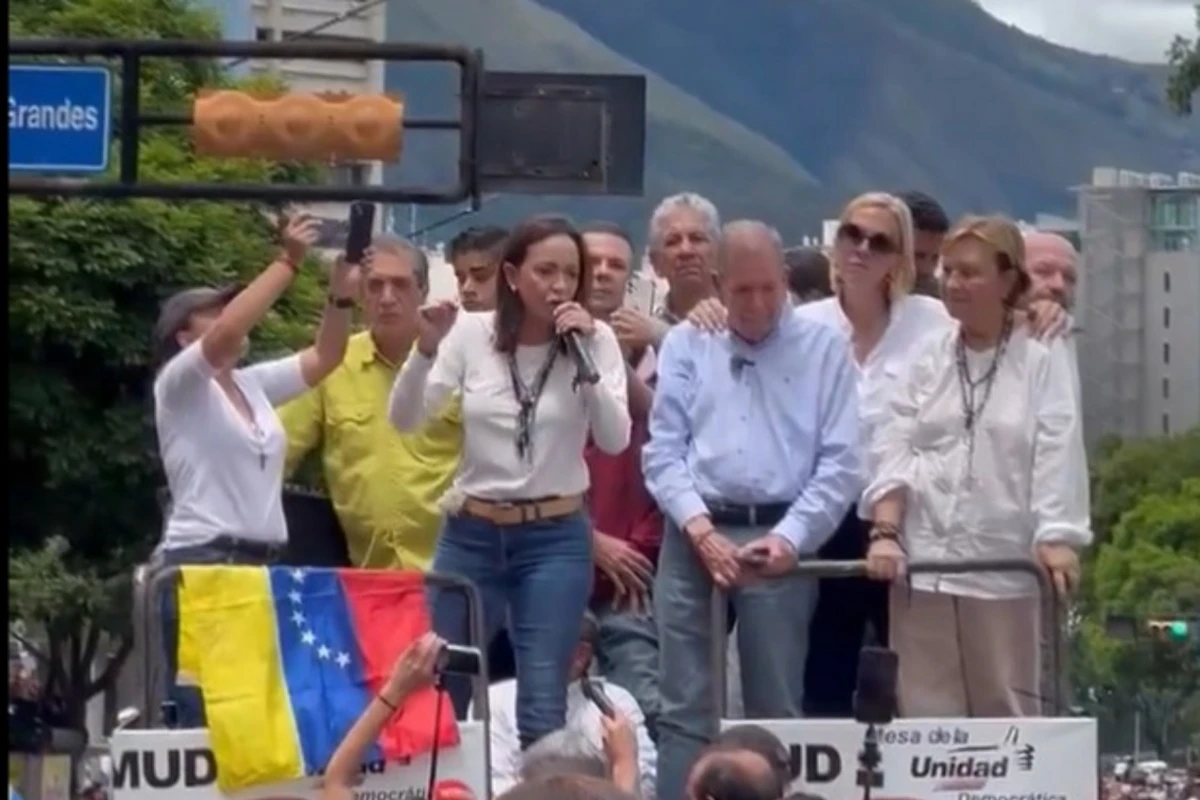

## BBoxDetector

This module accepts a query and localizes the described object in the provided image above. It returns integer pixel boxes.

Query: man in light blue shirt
[643,220,862,800]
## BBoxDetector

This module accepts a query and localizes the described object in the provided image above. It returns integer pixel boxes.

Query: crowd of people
[149,187,1093,799]
[1103,763,1200,800]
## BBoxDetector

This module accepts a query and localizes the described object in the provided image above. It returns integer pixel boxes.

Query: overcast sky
[978,0,1195,62]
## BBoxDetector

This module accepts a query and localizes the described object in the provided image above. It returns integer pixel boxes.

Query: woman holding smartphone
[152,212,357,725]
[389,215,630,752]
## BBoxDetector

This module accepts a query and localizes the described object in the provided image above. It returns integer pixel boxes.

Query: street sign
[8,64,112,173]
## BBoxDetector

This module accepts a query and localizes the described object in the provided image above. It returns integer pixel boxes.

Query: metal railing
[132,564,492,725]
[709,557,1063,718]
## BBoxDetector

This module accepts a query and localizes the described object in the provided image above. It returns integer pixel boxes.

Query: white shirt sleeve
[238,354,307,407]
[860,338,938,514]
[389,315,470,432]
[1064,332,1083,409]
[608,683,658,800]
[481,681,521,797]
[580,322,631,455]
[1030,339,1093,548]
[153,341,216,411]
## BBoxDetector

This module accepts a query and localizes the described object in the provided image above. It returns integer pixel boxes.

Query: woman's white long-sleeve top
[387,311,630,501]
[862,323,1092,599]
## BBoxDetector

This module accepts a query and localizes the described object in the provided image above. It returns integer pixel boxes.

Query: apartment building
[1074,167,1200,443]
[197,0,388,248]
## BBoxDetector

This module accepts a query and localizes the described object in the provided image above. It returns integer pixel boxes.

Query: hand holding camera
[383,632,446,703]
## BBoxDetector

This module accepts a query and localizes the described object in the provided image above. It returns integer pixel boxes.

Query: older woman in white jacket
[863,215,1092,718]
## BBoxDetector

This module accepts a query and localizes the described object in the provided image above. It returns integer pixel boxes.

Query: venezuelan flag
[176,566,459,792]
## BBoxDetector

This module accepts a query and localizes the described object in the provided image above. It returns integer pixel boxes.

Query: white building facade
[1074,167,1200,442]
[200,0,388,248]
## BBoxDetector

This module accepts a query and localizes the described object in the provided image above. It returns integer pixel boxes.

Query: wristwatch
[328,295,355,309]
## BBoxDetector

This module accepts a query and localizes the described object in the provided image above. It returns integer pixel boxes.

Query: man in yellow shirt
[279,235,462,570]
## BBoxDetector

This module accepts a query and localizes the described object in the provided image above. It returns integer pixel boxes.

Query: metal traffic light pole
[8,39,647,205]
[8,38,483,205]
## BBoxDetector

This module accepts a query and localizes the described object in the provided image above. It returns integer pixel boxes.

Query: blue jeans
[654,520,818,800]
[429,510,592,749]
[155,541,282,728]
[592,604,662,742]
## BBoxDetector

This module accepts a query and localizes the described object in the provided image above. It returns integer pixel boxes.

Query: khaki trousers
[889,586,1041,718]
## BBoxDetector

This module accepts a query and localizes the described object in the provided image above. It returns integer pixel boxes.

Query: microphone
[562,331,600,386]
[853,647,898,725]
[731,355,755,378]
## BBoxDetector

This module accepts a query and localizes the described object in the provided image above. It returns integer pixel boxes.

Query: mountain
[384,0,824,246]
[385,0,1200,246]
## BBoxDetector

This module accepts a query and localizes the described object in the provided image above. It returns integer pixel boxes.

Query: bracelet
[328,295,355,309]
[276,250,301,273]
[376,693,398,712]
[868,522,902,543]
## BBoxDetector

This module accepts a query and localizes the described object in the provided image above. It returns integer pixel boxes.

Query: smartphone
[581,678,617,719]
[345,201,376,265]
[624,273,659,316]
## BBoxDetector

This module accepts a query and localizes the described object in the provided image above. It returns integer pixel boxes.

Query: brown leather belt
[461,494,583,526]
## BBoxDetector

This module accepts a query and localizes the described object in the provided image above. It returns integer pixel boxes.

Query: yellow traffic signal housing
[192,90,405,163]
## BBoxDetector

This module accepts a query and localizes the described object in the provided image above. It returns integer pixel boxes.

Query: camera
[436,644,483,676]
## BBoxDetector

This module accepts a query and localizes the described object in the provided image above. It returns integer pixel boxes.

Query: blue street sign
[8,64,113,173]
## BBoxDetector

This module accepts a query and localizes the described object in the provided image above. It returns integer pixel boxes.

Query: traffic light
[192,90,405,163]
[1146,619,1191,641]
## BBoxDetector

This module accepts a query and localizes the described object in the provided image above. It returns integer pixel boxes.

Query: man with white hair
[1024,230,1082,399]
[1023,230,1083,715]
[606,193,721,354]
[1024,231,1079,311]
[643,220,861,800]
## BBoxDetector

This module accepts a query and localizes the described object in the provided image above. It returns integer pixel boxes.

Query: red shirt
[585,407,663,607]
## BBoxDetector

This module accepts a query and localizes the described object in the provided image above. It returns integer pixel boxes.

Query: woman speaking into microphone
[388,215,630,750]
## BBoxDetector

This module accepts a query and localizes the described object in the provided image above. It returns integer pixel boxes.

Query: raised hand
[610,308,655,353]
[416,300,459,357]
[280,211,321,267]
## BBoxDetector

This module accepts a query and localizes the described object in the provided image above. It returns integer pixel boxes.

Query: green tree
[1088,426,1200,547]
[1167,3,1200,115]
[1072,432,1200,757]
[8,0,324,728]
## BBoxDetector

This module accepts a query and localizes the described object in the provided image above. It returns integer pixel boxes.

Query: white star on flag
[284,570,353,671]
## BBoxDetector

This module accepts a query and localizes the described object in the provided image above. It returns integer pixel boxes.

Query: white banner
[721,717,1097,800]
[109,723,488,800]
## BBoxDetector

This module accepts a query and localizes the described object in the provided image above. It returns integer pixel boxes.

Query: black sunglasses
[837,222,899,256]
